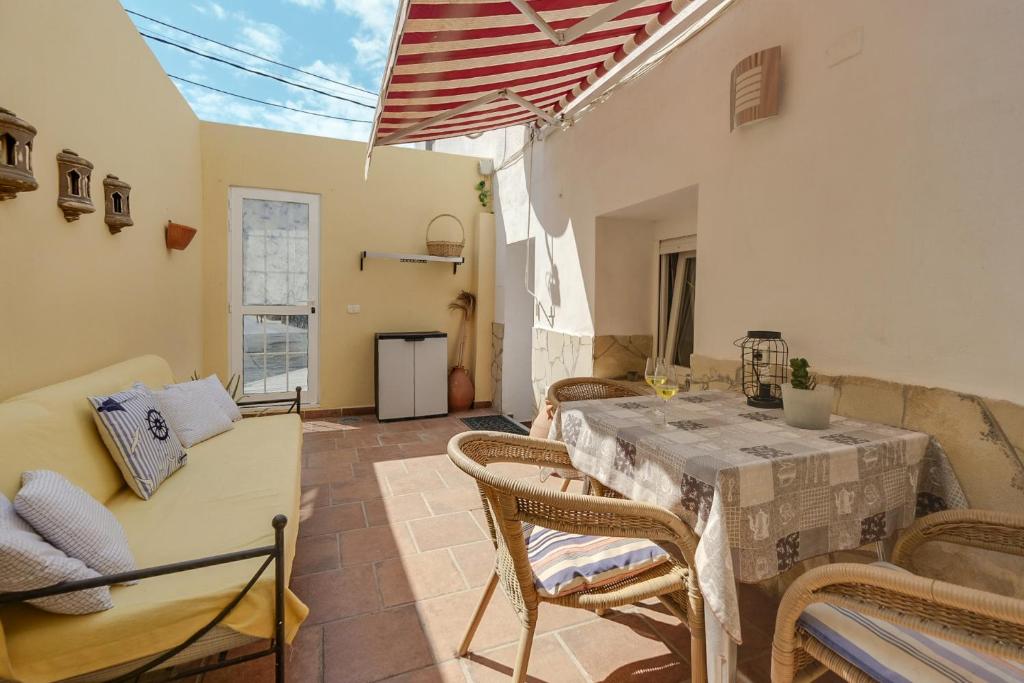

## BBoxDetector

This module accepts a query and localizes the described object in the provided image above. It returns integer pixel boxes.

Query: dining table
[550,389,967,683]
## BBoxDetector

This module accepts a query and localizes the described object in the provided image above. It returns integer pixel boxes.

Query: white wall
[438,0,1024,404]
[594,218,655,336]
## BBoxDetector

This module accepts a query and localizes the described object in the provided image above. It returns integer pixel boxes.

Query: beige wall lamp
[731,46,782,130]
[102,174,133,233]
[56,149,95,221]
[0,107,38,200]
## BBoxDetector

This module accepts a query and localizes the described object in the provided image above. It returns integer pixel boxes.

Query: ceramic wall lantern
[56,149,95,221]
[102,174,133,233]
[165,221,197,250]
[0,107,38,200]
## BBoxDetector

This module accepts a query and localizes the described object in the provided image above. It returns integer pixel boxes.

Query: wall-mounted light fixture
[731,46,781,130]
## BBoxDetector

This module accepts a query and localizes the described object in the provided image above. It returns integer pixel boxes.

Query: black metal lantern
[734,331,788,408]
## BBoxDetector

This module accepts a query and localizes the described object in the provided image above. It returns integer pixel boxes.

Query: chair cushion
[798,562,1024,682]
[15,470,136,581]
[149,380,234,447]
[523,523,669,598]
[88,386,188,499]
[0,494,112,615]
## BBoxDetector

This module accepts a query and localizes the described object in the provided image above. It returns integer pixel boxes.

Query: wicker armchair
[448,431,706,683]
[772,509,1024,683]
[544,377,646,492]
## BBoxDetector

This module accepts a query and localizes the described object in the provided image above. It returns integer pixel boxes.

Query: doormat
[460,415,529,435]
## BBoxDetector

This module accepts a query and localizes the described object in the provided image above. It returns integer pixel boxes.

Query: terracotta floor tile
[417,588,522,661]
[422,487,483,516]
[535,602,601,634]
[353,459,407,479]
[449,541,495,588]
[409,512,486,551]
[305,447,359,470]
[339,523,417,565]
[335,432,387,449]
[358,444,409,462]
[376,548,468,607]
[379,431,429,446]
[387,470,448,496]
[558,612,690,682]
[400,441,451,458]
[465,634,586,683]
[323,605,434,683]
[403,454,451,473]
[294,533,340,576]
[437,467,478,490]
[301,484,331,510]
[300,502,366,537]
[200,626,322,683]
[292,565,379,624]
[364,493,432,527]
[303,437,339,454]
[379,660,467,682]
[330,477,389,504]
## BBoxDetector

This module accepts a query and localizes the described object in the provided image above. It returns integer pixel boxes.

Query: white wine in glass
[645,357,667,388]
[655,366,679,424]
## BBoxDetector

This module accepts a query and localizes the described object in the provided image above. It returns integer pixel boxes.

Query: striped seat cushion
[523,523,670,599]
[798,562,1024,682]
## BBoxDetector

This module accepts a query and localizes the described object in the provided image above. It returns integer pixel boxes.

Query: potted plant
[447,290,476,412]
[781,358,834,429]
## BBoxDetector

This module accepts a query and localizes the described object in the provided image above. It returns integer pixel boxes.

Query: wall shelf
[360,250,465,274]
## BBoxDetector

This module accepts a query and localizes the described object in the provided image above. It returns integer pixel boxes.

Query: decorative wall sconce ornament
[730,46,782,131]
[165,221,197,251]
[102,174,133,233]
[0,107,38,200]
[734,331,788,408]
[56,149,95,221]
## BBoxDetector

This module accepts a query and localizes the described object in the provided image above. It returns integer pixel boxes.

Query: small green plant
[789,358,817,391]
[475,180,490,208]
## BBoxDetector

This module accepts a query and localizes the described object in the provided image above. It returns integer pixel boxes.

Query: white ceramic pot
[781,383,834,429]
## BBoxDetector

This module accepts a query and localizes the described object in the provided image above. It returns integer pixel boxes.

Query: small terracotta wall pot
[166,222,197,250]
[448,366,475,412]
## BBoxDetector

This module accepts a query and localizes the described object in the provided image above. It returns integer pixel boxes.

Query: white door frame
[228,186,320,405]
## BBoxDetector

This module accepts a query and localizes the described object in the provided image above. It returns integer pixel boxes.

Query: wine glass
[654,365,679,424]
[644,357,667,389]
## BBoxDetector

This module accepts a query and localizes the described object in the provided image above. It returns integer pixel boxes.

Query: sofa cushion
[0,495,112,615]
[0,413,309,683]
[0,356,175,504]
[88,386,188,499]
[193,375,243,422]
[149,381,233,447]
[15,470,136,581]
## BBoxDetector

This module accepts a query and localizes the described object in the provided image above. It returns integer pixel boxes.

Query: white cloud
[284,0,326,8]
[192,1,227,19]
[237,19,286,60]
[335,0,398,70]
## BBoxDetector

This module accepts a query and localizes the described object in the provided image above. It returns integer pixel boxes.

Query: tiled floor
[202,412,837,683]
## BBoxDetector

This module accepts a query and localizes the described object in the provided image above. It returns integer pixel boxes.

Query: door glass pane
[242,314,309,395]
[242,198,310,306]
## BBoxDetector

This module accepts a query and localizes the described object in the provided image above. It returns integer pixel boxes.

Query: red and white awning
[368,0,694,147]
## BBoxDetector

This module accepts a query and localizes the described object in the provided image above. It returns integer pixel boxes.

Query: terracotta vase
[448,366,475,412]
[166,222,197,250]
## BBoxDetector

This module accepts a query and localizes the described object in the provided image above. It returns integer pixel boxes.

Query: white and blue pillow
[149,380,233,448]
[88,387,187,500]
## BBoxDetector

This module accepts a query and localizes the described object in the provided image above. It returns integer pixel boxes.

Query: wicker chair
[448,431,706,683]
[544,377,646,492]
[771,509,1024,683]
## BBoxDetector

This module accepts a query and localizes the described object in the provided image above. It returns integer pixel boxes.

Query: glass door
[229,187,319,404]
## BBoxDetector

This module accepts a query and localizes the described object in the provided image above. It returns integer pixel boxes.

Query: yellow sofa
[0,356,308,682]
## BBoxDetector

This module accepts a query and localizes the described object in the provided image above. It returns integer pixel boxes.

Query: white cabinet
[375,332,448,421]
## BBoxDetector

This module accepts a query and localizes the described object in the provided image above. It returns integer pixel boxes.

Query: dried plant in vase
[447,290,476,412]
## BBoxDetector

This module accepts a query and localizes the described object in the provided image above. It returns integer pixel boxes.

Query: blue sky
[120,0,396,141]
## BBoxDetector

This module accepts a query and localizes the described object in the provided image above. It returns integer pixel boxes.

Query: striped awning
[368,0,693,147]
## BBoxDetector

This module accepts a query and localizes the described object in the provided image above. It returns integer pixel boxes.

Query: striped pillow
[798,562,1024,682]
[88,387,188,500]
[523,523,670,598]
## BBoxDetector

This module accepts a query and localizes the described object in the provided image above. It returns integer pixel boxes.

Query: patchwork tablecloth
[553,390,967,643]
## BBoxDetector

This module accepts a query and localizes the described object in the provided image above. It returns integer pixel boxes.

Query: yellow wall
[0,1,203,400]
[199,123,490,410]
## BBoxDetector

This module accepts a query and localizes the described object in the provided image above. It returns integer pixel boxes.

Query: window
[657,237,696,368]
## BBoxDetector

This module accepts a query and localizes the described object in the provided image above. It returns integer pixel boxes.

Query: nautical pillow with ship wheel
[87,387,188,499]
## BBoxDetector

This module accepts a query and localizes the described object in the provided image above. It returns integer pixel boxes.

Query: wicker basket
[426,213,465,257]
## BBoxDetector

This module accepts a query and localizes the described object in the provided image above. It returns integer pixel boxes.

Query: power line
[140,32,376,109]
[125,8,378,98]
[169,75,372,123]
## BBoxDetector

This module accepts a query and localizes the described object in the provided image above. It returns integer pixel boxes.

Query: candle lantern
[734,331,788,408]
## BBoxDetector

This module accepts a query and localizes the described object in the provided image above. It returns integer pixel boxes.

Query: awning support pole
[510,0,645,46]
